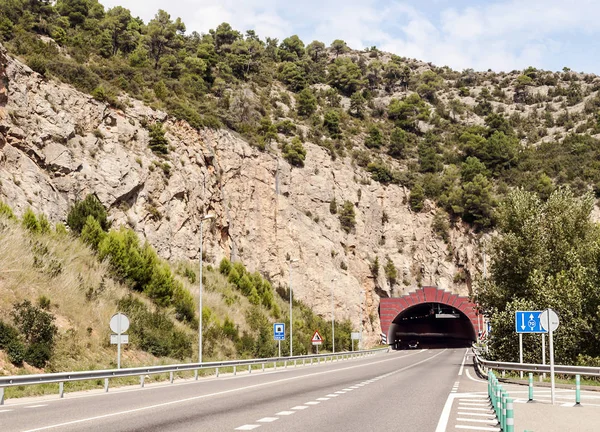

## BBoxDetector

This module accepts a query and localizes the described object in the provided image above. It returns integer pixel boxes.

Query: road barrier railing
[0,347,389,405]
[488,371,514,432]
[474,353,600,378]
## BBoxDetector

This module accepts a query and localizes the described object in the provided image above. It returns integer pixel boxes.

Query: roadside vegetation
[0,196,354,398]
[477,187,600,366]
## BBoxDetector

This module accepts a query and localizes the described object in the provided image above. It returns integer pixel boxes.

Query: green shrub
[283,137,307,167]
[339,200,356,233]
[7,340,26,365]
[0,200,15,219]
[0,320,20,349]
[80,216,107,250]
[219,257,232,275]
[67,194,110,235]
[10,300,57,367]
[148,123,169,155]
[22,208,41,233]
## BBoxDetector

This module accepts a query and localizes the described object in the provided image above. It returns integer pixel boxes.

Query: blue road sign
[515,311,546,333]
[273,323,285,341]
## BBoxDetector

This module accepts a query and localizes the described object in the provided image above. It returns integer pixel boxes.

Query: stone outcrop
[0,44,482,346]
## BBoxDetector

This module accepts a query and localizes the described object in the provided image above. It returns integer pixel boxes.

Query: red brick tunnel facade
[380,286,480,343]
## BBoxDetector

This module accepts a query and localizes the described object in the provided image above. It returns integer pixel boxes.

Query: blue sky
[102,0,600,73]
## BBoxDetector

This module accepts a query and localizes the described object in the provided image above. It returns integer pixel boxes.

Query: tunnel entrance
[388,302,476,349]
[379,286,480,349]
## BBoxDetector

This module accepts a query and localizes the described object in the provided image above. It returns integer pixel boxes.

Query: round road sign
[110,313,130,334]
[540,309,559,332]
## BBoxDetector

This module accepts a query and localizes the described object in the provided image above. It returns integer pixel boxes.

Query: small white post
[542,333,547,380]
[104,378,109,392]
[548,309,556,405]
[59,382,64,399]
[519,333,523,379]
[140,375,145,388]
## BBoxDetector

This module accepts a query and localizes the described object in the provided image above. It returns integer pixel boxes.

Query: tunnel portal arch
[380,287,479,348]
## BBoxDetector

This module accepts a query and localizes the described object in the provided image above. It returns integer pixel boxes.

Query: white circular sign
[110,313,130,333]
[540,309,559,332]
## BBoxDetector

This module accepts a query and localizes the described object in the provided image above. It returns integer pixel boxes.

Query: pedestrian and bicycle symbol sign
[273,323,285,341]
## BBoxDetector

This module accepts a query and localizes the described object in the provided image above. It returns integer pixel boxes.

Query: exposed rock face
[0,45,481,346]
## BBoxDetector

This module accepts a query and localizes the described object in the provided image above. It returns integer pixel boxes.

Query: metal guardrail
[474,352,600,377]
[0,348,389,404]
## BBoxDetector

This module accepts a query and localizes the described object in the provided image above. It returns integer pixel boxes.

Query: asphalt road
[1,349,466,432]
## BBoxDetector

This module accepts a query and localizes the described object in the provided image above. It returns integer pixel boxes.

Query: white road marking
[316,397,330,401]
[326,394,339,397]
[292,406,308,410]
[466,369,487,383]
[458,402,489,406]
[257,417,278,423]
[305,401,320,405]
[457,412,496,417]
[0,409,14,413]
[455,426,500,431]
[457,418,497,424]
[458,349,468,376]
[25,405,48,409]
[235,425,260,430]
[343,388,354,391]
[456,407,491,411]
[335,391,346,394]
[275,411,295,416]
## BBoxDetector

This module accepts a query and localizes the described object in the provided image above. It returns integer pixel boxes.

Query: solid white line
[0,409,14,413]
[458,402,489,406]
[25,405,48,408]
[275,411,294,416]
[235,425,260,430]
[455,425,500,431]
[257,417,278,423]
[458,349,468,376]
[292,406,308,410]
[466,369,487,383]
[457,412,496,417]
[457,407,491,411]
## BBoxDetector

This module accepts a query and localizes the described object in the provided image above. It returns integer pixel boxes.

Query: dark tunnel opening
[388,302,476,350]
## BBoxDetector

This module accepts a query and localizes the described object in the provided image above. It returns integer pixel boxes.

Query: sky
[100,0,600,74]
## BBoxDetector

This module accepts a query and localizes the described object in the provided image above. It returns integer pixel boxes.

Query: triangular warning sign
[311,330,323,344]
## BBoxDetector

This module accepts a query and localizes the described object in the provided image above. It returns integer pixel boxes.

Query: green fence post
[506,398,514,432]
[576,374,581,406]
[502,391,507,431]
[528,372,533,402]
[497,385,503,426]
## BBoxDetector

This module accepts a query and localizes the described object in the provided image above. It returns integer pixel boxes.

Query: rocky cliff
[0,44,480,345]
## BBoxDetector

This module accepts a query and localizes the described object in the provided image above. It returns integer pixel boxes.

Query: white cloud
[101,0,600,72]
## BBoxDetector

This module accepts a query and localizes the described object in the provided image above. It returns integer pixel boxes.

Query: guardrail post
[140,375,145,388]
[0,387,4,405]
[59,382,64,399]
[576,374,581,406]
[528,373,533,402]
[506,398,514,432]
[104,378,109,392]
[170,371,174,384]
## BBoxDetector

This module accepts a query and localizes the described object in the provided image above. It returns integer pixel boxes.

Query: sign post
[110,313,130,369]
[351,332,361,352]
[273,323,285,358]
[311,330,323,355]
[540,309,559,404]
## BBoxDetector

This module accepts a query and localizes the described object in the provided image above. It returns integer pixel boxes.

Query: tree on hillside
[328,57,364,96]
[279,35,305,62]
[67,194,110,234]
[306,40,326,62]
[296,88,317,117]
[387,94,430,132]
[145,9,185,69]
[102,6,139,56]
[478,187,600,363]
[330,39,349,57]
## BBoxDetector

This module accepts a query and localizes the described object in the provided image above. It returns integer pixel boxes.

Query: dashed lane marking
[25,405,48,409]
[326,394,339,397]
[234,425,260,430]
[0,409,14,413]
[291,406,308,410]
[257,417,278,423]
[316,397,330,401]
[305,401,320,405]
[275,411,294,416]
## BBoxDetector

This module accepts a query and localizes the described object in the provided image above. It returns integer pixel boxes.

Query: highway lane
[2,349,466,432]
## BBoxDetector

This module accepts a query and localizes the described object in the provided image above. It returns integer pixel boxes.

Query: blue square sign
[515,311,546,333]
[274,323,285,341]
